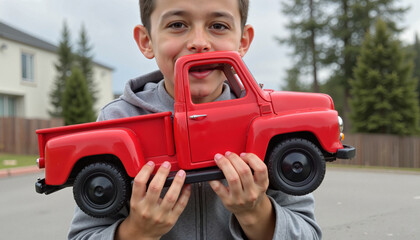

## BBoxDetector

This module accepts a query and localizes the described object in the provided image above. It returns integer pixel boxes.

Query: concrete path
[1,167,419,239]
[0,165,42,178]
[314,167,420,240]
[0,172,74,240]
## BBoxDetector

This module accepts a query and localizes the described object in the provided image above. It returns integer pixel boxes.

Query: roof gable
[0,21,113,70]
[0,21,57,52]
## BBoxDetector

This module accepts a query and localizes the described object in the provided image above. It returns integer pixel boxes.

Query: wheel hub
[85,175,116,206]
[292,162,304,173]
[94,186,104,197]
[281,152,312,183]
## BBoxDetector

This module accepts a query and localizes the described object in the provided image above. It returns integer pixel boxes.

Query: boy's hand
[209,152,275,240]
[116,161,191,240]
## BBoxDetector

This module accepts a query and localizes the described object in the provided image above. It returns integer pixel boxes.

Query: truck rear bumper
[336,144,356,159]
[35,178,70,195]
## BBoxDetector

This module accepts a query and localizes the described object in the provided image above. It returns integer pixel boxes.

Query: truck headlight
[338,116,344,141]
[338,116,343,132]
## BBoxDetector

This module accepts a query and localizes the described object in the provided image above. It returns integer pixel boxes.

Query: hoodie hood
[121,70,175,114]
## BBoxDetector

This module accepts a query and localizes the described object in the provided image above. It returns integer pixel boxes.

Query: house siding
[0,29,113,120]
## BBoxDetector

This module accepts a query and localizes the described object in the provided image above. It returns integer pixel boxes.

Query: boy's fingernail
[162,161,171,169]
[177,170,186,177]
[225,151,232,156]
[240,152,246,157]
[147,161,154,167]
[214,153,223,161]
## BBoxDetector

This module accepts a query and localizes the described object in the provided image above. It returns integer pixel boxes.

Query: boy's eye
[211,23,228,31]
[168,22,186,29]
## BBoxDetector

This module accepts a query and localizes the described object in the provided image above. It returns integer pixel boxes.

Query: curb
[0,166,43,179]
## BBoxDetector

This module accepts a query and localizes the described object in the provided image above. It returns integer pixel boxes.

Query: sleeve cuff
[228,195,288,240]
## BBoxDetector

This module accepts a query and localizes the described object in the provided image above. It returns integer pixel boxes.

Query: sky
[1,0,419,94]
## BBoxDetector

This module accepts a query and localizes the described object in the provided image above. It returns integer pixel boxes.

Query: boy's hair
[139,0,249,32]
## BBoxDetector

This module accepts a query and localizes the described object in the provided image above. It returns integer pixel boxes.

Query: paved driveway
[0,172,74,239]
[314,167,420,240]
[1,167,419,239]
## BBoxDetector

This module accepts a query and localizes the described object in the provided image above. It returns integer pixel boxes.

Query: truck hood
[270,91,335,114]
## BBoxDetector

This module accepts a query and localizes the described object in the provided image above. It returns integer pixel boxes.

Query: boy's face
[134,0,254,103]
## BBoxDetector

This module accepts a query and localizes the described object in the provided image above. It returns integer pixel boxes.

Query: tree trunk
[310,0,319,93]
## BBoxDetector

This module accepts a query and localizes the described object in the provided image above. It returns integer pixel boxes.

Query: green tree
[76,24,97,106]
[324,0,408,124]
[412,33,420,103]
[62,67,96,125]
[281,67,310,92]
[279,0,329,93]
[350,19,419,135]
[49,21,73,118]
[320,75,345,114]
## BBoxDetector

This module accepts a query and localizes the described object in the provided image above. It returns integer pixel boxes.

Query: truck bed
[37,111,175,161]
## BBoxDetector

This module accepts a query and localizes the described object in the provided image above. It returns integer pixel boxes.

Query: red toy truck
[35,51,355,218]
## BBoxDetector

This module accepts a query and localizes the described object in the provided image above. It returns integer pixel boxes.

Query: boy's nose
[187,29,210,53]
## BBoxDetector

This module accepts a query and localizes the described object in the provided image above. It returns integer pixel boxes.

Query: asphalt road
[0,172,74,240]
[314,167,420,240]
[1,167,419,239]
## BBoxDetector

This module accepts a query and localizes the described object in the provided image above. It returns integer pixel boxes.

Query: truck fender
[44,128,145,186]
[246,111,342,160]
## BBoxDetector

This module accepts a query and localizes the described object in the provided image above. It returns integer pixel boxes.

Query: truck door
[186,63,261,163]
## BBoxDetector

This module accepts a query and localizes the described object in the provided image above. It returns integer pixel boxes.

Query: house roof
[0,21,113,70]
[0,21,57,52]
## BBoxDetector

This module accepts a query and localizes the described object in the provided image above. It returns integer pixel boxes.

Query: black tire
[73,162,130,218]
[267,138,326,195]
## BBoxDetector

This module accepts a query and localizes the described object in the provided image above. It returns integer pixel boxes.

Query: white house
[0,21,114,120]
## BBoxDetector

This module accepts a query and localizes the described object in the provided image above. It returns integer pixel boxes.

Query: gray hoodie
[68,71,322,240]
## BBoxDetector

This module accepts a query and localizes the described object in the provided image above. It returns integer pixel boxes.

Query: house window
[0,95,17,117]
[21,52,34,82]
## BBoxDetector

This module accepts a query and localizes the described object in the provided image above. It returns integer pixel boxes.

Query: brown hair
[139,0,249,32]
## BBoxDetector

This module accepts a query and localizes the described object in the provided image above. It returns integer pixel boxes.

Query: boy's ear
[238,24,254,57]
[133,25,154,59]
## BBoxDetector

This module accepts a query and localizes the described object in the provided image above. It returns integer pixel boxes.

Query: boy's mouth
[189,64,222,79]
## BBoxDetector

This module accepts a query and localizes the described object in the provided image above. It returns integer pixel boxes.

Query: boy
[68,0,322,239]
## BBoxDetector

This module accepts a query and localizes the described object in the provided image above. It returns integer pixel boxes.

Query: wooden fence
[1,117,419,168]
[0,117,63,155]
[335,133,420,168]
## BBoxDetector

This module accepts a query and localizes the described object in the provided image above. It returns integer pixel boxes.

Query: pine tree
[279,0,329,93]
[320,75,345,114]
[76,24,97,107]
[323,0,408,125]
[49,21,73,118]
[413,33,420,104]
[281,67,310,92]
[350,19,419,135]
[62,67,96,125]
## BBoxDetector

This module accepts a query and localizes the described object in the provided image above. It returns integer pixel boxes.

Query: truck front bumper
[336,144,356,159]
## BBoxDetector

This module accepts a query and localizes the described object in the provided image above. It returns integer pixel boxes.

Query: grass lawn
[0,153,38,170]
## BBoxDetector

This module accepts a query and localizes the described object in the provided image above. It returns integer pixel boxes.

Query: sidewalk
[0,165,43,178]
